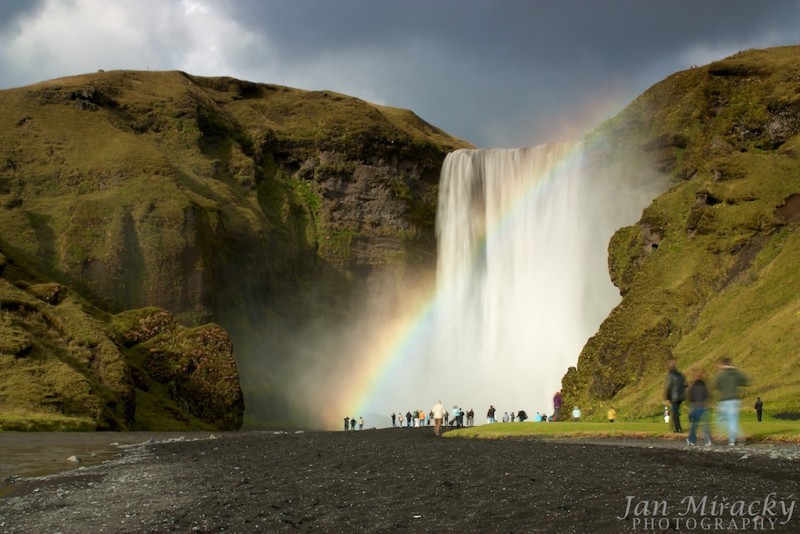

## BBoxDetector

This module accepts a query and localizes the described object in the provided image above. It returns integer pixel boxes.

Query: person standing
[358,416,364,430]
[686,370,712,446]
[467,409,474,427]
[715,356,749,446]
[664,360,687,433]
[607,407,617,423]
[391,413,396,428]
[553,391,563,421]
[754,397,763,422]
[350,417,356,431]
[344,416,349,431]
[487,405,496,424]
[432,400,445,436]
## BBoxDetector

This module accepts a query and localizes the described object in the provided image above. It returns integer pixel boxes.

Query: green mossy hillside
[0,70,470,428]
[562,46,800,419]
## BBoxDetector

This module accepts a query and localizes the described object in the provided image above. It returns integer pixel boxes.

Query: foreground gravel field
[1,429,799,532]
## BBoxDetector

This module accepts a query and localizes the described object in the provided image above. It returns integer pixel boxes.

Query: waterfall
[420,142,663,417]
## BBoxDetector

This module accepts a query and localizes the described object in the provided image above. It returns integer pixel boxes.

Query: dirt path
[1,429,799,532]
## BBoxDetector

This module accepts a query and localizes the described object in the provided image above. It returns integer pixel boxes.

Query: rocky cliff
[562,46,800,418]
[0,70,470,429]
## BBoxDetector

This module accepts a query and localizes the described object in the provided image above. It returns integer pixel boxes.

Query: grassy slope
[562,46,800,419]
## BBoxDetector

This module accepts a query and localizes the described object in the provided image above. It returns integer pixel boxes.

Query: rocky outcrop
[114,308,243,430]
[0,255,243,431]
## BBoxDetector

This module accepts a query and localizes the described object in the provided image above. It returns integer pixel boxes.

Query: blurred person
[553,391,563,421]
[571,406,581,421]
[686,370,712,446]
[715,356,749,446]
[607,407,617,423]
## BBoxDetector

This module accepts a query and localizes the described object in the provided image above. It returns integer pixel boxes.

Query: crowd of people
[385,402,560,433]
[345,356,757,443]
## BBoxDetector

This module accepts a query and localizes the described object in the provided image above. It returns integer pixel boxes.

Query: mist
[233,136,670,430]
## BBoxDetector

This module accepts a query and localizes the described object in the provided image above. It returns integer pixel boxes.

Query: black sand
[1,428,799,532]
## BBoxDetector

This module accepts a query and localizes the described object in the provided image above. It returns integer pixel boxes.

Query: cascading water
[410,142,665,418]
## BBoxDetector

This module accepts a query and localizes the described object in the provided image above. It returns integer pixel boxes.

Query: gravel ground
[1,429,799,533]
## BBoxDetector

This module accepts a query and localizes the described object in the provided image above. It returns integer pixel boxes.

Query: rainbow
[335,142,588,426]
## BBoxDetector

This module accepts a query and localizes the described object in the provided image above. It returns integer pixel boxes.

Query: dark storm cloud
[0,1,798,147]
[217,0,800,146]
[0,0,46,32]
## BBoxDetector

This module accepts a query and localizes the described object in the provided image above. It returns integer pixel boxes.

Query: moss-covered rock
[0,258,243,431]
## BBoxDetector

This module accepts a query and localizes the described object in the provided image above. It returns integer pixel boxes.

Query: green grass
[0,411,96,431]
[446,415,800,444]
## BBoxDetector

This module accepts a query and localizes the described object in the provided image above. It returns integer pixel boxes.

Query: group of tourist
[342,416,364,431]
[389,407,474,430]
[665,356,753,446]
[385,403,558,434]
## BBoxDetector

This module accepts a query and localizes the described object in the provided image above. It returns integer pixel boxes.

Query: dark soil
[1,429,799,533]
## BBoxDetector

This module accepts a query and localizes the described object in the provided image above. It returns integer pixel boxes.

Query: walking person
[686,370,712,446]
[664,359,687,433]
[754,397,763,422]
[432,400,445,436]
[715,356,749,446]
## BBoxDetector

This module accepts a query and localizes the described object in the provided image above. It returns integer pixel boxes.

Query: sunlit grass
[445,415,800,444]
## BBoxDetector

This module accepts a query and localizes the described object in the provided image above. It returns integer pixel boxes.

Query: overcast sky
[1,0,799,147]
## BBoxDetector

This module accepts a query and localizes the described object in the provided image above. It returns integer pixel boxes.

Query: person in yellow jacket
[607,407,617,423]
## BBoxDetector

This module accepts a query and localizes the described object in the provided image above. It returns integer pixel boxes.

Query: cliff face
[0,71,470,428]
[562,46,800,417]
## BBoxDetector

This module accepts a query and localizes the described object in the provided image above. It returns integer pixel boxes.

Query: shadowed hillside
[0,70,471,429]
[562,46,800,418]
